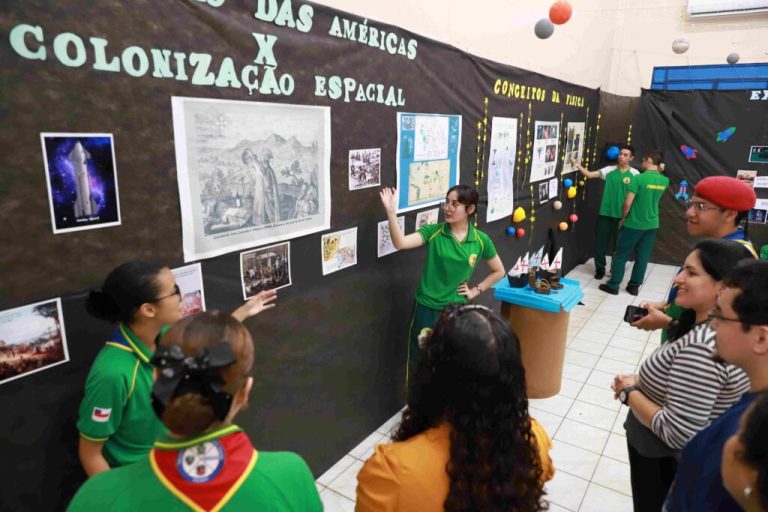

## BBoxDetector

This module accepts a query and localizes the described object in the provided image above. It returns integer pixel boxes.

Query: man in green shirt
[572,144,639,279]
[600,150,669,295]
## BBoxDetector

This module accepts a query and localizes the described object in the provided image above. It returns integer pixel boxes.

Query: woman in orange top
[356,304,554,511]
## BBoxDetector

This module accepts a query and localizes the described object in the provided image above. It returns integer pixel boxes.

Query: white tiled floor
[317,257,678,511]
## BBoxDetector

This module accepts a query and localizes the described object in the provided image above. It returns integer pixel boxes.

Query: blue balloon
[506,226,516,235]
[563,178,573,188]
[606,145,620,160]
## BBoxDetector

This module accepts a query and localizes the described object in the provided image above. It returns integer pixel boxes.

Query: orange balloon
[549,0,573,25]
[559,222,569,231]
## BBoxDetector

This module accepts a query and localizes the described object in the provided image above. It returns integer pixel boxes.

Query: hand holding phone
[624,305,649,323]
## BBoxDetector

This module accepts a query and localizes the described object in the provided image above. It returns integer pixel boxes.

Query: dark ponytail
[86,261,166,324]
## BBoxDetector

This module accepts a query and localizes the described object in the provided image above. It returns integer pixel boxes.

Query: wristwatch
[619,385,637,406]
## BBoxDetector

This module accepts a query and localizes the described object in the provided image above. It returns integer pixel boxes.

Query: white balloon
[534,18,555,39]
[727,52,740,65]
[672,38,689,54]
[553,200,563,210]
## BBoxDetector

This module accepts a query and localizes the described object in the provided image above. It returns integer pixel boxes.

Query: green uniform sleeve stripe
[105,342,133,353]
[126,359,141,400]
[79,432,108,442]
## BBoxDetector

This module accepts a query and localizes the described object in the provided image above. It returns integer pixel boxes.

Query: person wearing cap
[600,150,669,296]
[68,312,321,511]
[571,144,640,279]
[631,175,757,342]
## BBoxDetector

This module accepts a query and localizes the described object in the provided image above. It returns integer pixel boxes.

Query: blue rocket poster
[40,133,121,234]
[396,113,461,213]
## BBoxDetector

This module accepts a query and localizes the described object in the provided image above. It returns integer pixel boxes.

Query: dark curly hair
[394,304,547,511]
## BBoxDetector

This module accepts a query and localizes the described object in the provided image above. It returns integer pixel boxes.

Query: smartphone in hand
[624,305,649,323]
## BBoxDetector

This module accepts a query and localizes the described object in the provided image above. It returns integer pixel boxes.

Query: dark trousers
[406,302,442,388]
[606,227,657,290]
[594,215,620,273]
[627,441,678,512]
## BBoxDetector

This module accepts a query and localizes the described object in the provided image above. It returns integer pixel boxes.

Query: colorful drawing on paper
[415,208,440,230]
[171,263,207,318]
[321,227,358,275]
[377,217,404,258]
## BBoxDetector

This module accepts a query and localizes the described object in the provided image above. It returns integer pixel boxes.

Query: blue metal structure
[651,63,768,90]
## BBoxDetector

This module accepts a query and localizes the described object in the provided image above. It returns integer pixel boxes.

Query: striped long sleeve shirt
[638,322,750,450]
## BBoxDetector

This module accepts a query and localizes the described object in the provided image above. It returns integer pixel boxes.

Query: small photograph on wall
[321,227,358,275]
[40,133,121,234]
[349,148,381,190]
[0,298,69,386]
[748,146,768,164]
[548,178,558,199]
[538,182,550,204]
[171,263,207,318]
[736,170,757,187]
[530,121,560,182]
[415,207,440,230]
[240,242,291,300]
[562,122,585,174]
[378,217,404,258]
[748,208,767,224]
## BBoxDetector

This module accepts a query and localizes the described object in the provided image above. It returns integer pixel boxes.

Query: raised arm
[571,157,602,179]
[232,289,277,322]
[380,187,424,250]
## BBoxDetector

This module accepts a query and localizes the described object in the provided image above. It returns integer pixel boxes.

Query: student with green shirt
[78,261,277,477]
[380,185,505,385]
[600,150,669,295]
[572,144,639,279]
[68,312,321,511]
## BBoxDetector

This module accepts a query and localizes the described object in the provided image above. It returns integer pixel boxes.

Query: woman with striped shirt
[611,239,753,512]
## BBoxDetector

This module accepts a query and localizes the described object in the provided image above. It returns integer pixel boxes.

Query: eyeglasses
[442,201,464,211]
[686,201,723,212]
[708,310,743,324]
[155,284,181,302]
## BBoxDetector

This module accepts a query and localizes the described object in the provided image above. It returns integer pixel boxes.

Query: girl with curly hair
[356,304,553,511]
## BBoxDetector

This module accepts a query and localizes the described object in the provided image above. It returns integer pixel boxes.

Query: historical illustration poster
[377,217,404,258]
[240,242,291,300]
[562,122,585,174]
[348,148,381,190]
[171,97,331,262]
[40,133,121,234]
[530,121,560,182]
[415,208,440,230]
[321,227,358,275]
[396,113,461,213]
[736,170,757,188]
[171,263,206,318]
[486,117,518,223]
[0,298,69,386]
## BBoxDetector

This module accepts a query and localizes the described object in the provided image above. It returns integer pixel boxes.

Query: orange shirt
[355,418,554,512]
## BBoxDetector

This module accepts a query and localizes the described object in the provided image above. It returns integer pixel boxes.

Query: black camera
[624,305,649,323]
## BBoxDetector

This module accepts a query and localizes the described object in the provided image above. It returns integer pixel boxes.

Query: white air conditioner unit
[688,0,768,16]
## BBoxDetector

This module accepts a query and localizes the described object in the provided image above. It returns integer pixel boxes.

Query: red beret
[694,176,756,211]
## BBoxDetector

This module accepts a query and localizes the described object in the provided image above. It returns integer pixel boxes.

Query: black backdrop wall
[0,1,602,509]
[631,89,768,263]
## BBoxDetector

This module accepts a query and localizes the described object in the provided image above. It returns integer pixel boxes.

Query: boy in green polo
[600,150,669,295]
[572,144,639,279]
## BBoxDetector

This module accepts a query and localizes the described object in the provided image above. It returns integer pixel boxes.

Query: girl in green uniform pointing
[380,185,505,385]
[77,261,276,477]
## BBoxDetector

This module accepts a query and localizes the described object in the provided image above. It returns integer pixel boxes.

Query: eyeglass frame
[154,284,182,303]
[685,200,724,213]
[442,200,466,212]
[707,309,744,325]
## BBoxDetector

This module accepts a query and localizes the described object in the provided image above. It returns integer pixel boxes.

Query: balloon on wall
[727,53,740,65]
[563,178,573,188]
[549,1,573,25]
[672,38,690,54]
[535,18,555,39]
[567,186,577,199]
[569,213,579,223]
[512,206,527,222]
[516,228,526,238]
[553,200,563,210]
[559,222,569,231]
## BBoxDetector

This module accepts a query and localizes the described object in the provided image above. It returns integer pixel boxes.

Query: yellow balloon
[567,186,577,199]
[512,207,527,223]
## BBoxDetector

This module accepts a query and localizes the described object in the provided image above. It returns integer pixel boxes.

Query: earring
[744,486,753,498]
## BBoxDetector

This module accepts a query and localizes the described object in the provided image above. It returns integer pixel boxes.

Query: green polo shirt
[624,170,669,230]
[77,323,168,467]
[67,425,322,512]
[598,166,639,218]
[414,223,497,309]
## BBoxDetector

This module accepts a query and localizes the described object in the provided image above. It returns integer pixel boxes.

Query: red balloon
[549,0,573,25]
[569,213,579,223]
[516,228,526,238]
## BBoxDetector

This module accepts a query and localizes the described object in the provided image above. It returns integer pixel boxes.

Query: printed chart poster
[377,217,404,258]
[415,208,440,230]
[171,263,206,318]
[396,113,461,213]
[562,122,585,174]
[240,242,291,300]
[349,148,381,190]
[0,298,69,386]
[40,133,121,234]
[737,170,757,188]
[486,117,518,222]
[530,121,560,182]
[172,97,331,262]
[321,227,358,275]
[749,146,768,164]
[754,176,768,189]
